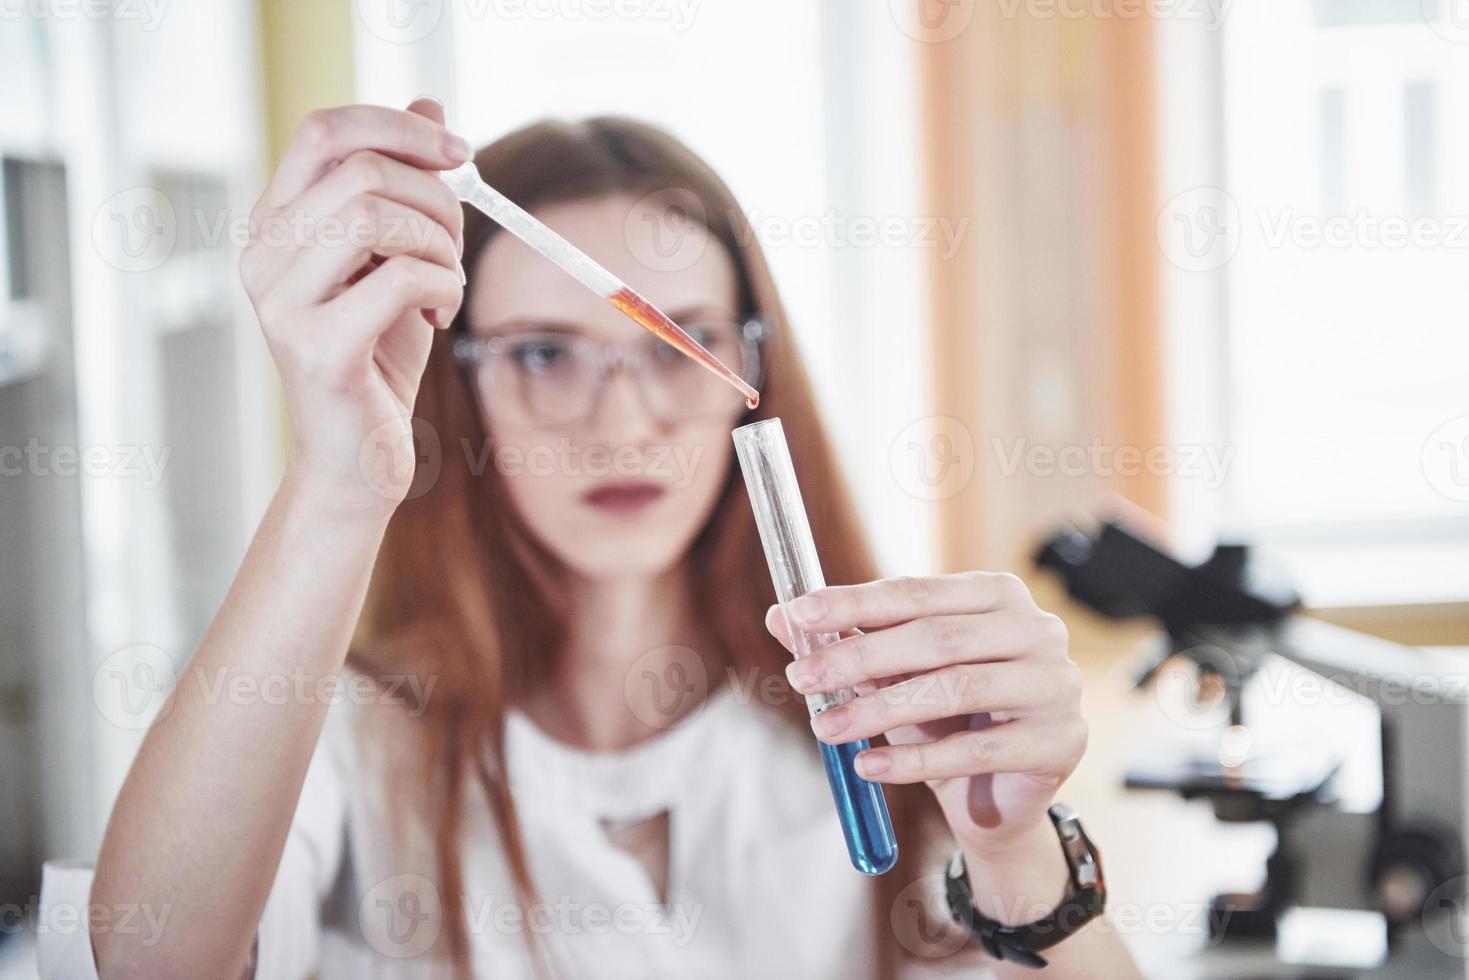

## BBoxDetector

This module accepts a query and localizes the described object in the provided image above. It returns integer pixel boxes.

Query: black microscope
[1038,519,1469,978]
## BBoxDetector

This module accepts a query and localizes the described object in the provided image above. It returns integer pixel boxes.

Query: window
[1158,2,1469,606]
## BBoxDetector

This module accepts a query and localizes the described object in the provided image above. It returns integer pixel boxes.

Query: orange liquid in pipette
[609,286,760,410]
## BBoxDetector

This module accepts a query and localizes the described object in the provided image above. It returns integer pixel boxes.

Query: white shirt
[39,684,993,979]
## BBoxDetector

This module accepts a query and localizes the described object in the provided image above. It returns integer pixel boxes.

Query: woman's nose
[587,364,668,444]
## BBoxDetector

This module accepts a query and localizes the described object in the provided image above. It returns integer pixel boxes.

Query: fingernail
[786,659,822,692]
[456,229,465,257]
[443,131,471,162]
[812,705,849,739]
[791,594,825,624]
[412,93,445,110]
[456,260,467,286]
[434,306,455,330]
[856,751,890,778]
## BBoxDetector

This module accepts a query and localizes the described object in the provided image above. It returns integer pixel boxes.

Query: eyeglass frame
[451,315,771,426]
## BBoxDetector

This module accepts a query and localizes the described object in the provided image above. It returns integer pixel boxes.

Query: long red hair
[350,116,945,978]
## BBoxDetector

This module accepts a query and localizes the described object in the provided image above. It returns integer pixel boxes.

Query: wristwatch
[943,803,1107,968]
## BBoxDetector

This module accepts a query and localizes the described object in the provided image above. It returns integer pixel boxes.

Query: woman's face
[465,193,748,581]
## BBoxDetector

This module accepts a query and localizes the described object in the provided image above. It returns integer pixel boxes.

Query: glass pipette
[733,418,899,876]
[439,162,759,409]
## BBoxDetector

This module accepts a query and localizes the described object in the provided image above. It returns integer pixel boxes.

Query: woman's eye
[652,327,716,365]
[510,339,572,373]
[650,339,687,365]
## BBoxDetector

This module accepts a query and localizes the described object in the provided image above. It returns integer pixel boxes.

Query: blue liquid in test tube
[733,418,899,876]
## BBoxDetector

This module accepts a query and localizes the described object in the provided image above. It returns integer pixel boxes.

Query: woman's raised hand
[239,98,468,519]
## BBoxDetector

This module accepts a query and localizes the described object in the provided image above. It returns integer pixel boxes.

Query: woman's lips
[580,481,666,517]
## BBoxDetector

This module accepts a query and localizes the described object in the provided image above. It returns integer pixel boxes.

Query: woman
[73,99,1140,979]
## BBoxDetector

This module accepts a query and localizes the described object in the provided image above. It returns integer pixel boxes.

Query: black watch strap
[943,803,1107,968]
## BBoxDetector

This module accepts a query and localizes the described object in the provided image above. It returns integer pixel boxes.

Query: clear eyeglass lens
[469,323,753,425]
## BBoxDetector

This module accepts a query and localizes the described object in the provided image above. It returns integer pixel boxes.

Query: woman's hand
[765,572,1085,858]
[239,98,468,520]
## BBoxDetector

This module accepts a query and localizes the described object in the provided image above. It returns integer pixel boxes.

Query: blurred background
[1,0,1466,976]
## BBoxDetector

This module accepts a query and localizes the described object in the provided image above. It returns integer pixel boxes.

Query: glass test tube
[732,418,899,876]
